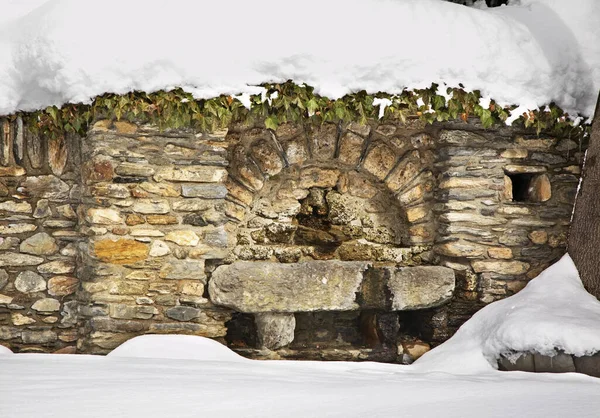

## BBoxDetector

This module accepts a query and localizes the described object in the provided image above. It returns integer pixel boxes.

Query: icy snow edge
[414,253,600,374]
[0,0,598,118]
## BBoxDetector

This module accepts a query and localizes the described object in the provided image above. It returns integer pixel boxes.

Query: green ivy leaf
[265,115,279,130]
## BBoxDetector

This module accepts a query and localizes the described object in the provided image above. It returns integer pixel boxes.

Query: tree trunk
[568,94,600,299]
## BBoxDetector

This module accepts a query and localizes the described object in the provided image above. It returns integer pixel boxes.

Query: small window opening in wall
[507,173,534,202]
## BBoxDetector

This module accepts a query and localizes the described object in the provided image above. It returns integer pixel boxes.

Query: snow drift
[415,253,600,374]
[108,334,247,362]
[0,0,598,119]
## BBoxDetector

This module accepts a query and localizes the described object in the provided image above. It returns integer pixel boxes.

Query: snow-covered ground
[1,350,599,418]
[1,254,600,417]
[0,0,598,119]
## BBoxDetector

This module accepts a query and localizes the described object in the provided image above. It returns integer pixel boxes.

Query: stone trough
[208,261,455,349]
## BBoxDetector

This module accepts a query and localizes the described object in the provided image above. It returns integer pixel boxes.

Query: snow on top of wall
[414,253,600,374]
[0,0,598,119]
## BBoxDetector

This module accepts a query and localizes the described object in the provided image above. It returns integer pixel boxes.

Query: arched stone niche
[212,122,456,357]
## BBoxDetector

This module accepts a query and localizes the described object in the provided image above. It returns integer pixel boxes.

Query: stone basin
[208,261,455,313]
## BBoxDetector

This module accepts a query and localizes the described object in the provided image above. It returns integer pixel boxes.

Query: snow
[0,350,598,418]
[0,344,12,354]
[373,98,392,119]
[2,254,600,417]
[108,334,247,362]
[415,254,600,374]
[0,0,598,119]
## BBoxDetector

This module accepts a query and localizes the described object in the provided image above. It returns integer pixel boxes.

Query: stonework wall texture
[0,116,584,361]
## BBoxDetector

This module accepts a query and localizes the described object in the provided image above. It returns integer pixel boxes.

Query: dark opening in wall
[507,173,534,202]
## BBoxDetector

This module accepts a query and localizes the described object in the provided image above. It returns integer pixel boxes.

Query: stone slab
[209,261,369,313]
[209,261,455,313]
[387,266,455,310]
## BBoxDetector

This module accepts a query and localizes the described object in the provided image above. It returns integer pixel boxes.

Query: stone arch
[224,121,438,251]
[215,121,452,355]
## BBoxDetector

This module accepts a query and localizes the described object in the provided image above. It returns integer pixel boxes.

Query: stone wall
[0,118,81,353]
[0,115,584,360]
[78,120,233,353]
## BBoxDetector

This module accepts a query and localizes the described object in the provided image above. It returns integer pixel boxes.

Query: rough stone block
[0,269,7,290]
[487,247,513,260]
[498,353,535,372]
[145,215,178,225]
[309,123,337,161]
[0,326,21,340]
[298,167,339,189]
[0,224,38,234]
[31,298,61,312]
[132,200,170,214]
[86,208,124,225]
[21,175,70,200]
[573,353,600,378]
[440,212,507,226]
[435,241,486,258]
[0,200,32,213]
[138,182,180,197]
[0,166,25,177]
[22,330,58,344]
[529,174,551,202]
[534,352,576,373]
[501,149,528,159]
[386,152,425,193]
[439,177,492,189]
[172,199,212,212]
[11,313,36,326]
[471,260,530,275]
[48,276,78,296]
[159,260,206,282]
[338,131,365,166]
[164,230,200,246]
[255,312,296,349]
[37,260,75,275]
[251,140,284,176]
[504,165,546,174]
[109,304,157,320]
[154,166,227,183]
[115,162,155,177]
[362,143,397,180]
[15,271,46,293]
[181,184,228,199]
[281,135,309,165]
[439,130,487,145]
[93,239,148,264]
[528,230,548,245]
[0,252,44,267]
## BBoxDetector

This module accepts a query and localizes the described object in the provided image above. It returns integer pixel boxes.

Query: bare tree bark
[568,94,600,299]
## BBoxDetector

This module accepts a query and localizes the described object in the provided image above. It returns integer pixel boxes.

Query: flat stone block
[209,261,369,313]
[388,266,455,310]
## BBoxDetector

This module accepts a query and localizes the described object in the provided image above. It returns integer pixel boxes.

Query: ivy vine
[5,81,588,140]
